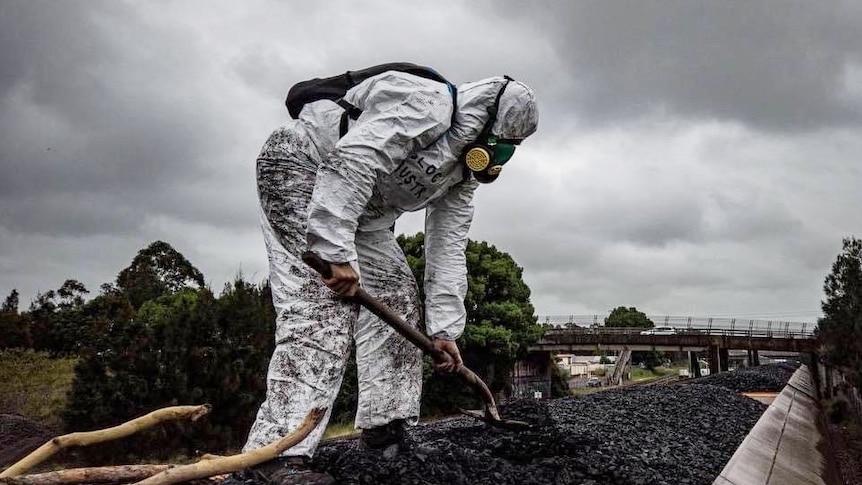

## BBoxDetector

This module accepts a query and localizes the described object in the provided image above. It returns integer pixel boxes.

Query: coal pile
[311,384,766,485]
[694,363,798,392]
[0,413,53,468]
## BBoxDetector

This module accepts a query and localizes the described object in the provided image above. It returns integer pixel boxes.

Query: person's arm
[423,180,479,341]
[306,73,453,266]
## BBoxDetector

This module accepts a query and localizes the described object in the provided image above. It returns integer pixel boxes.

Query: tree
[78,286,136,355]
[605,307,662,369]
[65,287,221,459]
[2,289,19,313]
[462,239,544,386]
[27,280,93,355]
[116,241,205,309]
[64,267,276,461]
[208,277,276,447]
[393,233,544,414]
[604,306,654,328]
[0,289,31,349]
[57,279,89,308]
[817,237,862,388]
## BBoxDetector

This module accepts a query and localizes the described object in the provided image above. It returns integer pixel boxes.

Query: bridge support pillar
[752,349,760,366]
[718,347,729,372]
[689,351,701,378]
[708,345,719,375]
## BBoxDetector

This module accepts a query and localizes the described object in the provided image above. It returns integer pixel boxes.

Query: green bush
[550,362,571,398]
[62,279,274,463]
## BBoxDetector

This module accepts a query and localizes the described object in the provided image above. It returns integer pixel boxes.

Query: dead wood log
[0,405,211,478]
[0,465,174,485]
[196,455,222,461]
[1,407,325,485]
[132,407,326,485]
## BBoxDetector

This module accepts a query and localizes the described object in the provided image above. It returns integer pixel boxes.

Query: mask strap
[478,76,513,141]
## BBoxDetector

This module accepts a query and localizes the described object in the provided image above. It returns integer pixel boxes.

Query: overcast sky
[2,0,861,324]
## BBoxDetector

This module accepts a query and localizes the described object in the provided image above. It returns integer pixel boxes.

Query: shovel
[302,251,529,430]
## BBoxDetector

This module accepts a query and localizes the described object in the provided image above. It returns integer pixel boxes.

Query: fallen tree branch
[196,455,223,461]
[0,405,211,478]
[133,407,326,485]
[1,407,325,485]
[0,465,174,485]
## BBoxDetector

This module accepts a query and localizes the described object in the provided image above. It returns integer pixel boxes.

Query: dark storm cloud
[467,119,858,319]
[0,1,257,237]
[483,1,862,131]
[1,0,857,321]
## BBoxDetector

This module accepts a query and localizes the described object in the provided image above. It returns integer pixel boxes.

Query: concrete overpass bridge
[536,314,817,338]
[530,326,818,374]
[511,316,819,397]
[531,326,818,353]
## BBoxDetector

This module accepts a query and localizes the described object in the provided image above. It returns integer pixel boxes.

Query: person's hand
[322,262,360,297]
[432,338,463,373]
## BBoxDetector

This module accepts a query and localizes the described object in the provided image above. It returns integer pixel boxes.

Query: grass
[0,348,425,445]
[630,366,678,382]
[570,386,606,396]
[567,366,685,397]
[0,349,78,432]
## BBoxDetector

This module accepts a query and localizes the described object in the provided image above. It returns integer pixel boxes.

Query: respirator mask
[460,77,522,184]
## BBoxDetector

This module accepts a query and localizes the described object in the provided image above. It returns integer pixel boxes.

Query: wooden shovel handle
[301,251,499,413]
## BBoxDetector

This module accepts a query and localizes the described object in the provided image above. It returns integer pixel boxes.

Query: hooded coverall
[243,72,538,458]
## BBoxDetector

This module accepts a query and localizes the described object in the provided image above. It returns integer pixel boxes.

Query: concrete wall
[712,365,841,485]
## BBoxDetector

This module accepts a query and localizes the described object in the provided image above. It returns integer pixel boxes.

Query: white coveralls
[243,72,538,458]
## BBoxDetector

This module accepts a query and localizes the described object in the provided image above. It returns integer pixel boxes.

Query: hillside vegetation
[0,349,77,432]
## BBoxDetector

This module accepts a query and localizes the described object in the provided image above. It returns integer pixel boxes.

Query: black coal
[692,363,798,392]
[311,384,767,485]
[0,413,54,467]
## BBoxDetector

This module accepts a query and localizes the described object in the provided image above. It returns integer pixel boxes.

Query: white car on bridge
[640,326,677,335]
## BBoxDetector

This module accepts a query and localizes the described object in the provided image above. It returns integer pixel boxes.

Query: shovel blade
[459,408,531,430]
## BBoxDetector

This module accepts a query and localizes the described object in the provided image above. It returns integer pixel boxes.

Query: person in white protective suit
[240,70,538,483]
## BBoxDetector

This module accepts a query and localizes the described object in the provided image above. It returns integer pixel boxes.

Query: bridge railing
[542,327,814,339]
[537,315,817,339]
